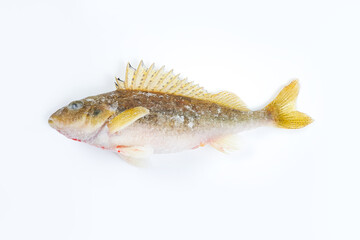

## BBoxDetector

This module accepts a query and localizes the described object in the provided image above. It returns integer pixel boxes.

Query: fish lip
[48,117,54,127]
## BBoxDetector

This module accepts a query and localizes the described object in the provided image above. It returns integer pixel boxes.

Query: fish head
[48,98,115,141]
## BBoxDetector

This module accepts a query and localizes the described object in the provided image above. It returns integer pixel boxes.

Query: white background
[0,0,359,239]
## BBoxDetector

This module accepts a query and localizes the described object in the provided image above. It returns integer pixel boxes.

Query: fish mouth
[48,117,54,127]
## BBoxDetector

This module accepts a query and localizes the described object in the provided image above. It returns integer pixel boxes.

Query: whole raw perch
[49,61,313,165]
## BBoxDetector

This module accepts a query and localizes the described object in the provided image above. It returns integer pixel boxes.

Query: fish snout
[48,107,65,128]
[48,111,60,128]
[48,116,55,127]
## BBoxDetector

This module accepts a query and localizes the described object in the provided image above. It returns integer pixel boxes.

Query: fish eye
[93,109,101,116]
[67,101,83,110]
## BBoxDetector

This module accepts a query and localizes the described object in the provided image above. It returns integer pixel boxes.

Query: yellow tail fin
[264,80,313,129]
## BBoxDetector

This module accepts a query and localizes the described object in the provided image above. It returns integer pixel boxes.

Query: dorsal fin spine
[117,62,250,111]
[162,74,179,92]
[175,81,188,95]
[162,72,179,92]
[115,77,121,88]
[154,69,173,90]
[180,81,195,95]
[168,78,186,94]
[147,66,164,90]
[132,60,146,89]
[185,84,199,96]
[125,63,136,89]
[189,86,203,97]
[141,63,155,89]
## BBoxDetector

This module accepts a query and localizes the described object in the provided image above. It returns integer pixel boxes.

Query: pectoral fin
[107,106,149,134]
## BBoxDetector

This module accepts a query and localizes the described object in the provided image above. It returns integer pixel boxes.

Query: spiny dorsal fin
[115,77,125,89]
[115,61,249,111]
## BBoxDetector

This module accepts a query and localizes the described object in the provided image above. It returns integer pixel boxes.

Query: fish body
[73,90,269,153]
[49,61,313,165]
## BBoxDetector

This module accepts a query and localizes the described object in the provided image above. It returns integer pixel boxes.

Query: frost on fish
[49,61,313,166]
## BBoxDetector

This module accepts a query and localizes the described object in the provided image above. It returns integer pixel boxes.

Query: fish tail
[264,80,313,129]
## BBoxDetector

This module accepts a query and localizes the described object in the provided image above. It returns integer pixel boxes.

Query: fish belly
[90,119,260,154]
[109,126,205,153]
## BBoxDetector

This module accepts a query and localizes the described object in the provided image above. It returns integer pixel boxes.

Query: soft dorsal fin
[210,91,248,112]
[115,61,249,111]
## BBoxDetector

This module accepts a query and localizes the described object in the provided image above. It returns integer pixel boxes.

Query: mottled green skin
[92,89,270,135]
[49,88,273,154]
[49,79,311,155]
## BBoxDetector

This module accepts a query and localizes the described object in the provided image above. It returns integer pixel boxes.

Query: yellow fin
[210,91,249,111]
[107,106,149,134]
[264,80,313,129]
[210,135,239,153]
[115,77,125,89]
[115,61,249,111]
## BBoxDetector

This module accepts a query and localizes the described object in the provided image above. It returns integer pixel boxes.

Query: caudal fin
[264,80,313,129]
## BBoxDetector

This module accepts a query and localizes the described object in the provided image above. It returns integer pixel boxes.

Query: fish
[48,61,313,166]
